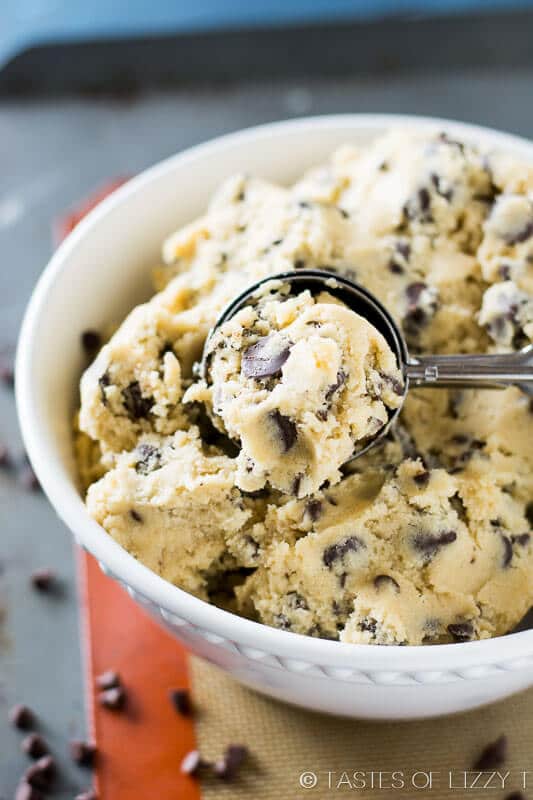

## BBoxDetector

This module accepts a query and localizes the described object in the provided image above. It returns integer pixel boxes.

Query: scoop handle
[406,345,533,395]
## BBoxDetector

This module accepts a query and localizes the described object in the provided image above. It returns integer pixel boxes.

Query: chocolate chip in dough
[374,574,400,593]
[269,410,297,452]
[305,499,322,522]
[413,530,457,559]
[323,536,365,568]
[135,443,161,475]
[122,381,153,419]
[241,335,291,379]
[447,622,474,642]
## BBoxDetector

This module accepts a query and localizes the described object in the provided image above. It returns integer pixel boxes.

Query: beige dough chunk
[191,288,403,497]
[86,429,252,598]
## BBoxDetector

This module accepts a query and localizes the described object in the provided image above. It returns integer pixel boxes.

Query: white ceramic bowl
[16,115,533,720]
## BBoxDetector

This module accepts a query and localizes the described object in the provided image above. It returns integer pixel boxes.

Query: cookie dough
[77,129,533,645]
[187,287,403,497]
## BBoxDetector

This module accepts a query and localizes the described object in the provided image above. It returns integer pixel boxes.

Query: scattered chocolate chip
[135,443,161,475]
[15,782,43,800]
[525,501,533,527]
[122,381,153,419]
[323,535,365,568]
[286,591,308,610]
[9,704,34,730]
[98,686,126,711]
[473,734,508,770]
[30,568,56,592]
[502,535,514,568]
[95,669,121,690]
[388,260,404,274]
[129,509,143,523]
[359,617,378,635]
[413,530,457,559]
[81,330,102,355]
[75,791,97,800]
[430,172,453,201]
[499,264,512,280]
[269,410,297,452]
[0,442,11,467]
[413,470,430,487]
[25,755,55,791]
[305,499,322,522]
[180,749,205,776]
[213,744,248,780]
[450,493,468,523]
[21,734,49,759]
[19,464,40,492]
[169,689,192,717]
[447,622,474,642]
[374,574,400,592]
[0,355,14,387]
[70,740,97,767]
[241,335,291,380]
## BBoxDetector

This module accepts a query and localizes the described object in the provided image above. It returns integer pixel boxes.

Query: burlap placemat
[191,657,532,799]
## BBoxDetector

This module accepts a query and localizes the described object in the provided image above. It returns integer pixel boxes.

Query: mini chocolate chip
[525,501,533,527]
[241,335,291,379]
[15,782,43,800]
[81,330,102,354]
[95,669,121,690]
[122,381,153,419]
[169,689,192,716]
[450,493,468,523]
[359,617,377,635]
[30,568,55,592]
[413,470,430,487]
[180,749,205,776]
[286,591,308,610]
[325,370,346,402]
[499,264,512,280]
[269,410,297,452]
[430,172,453,201]
[305,499,322,522]
[374,574,400,592]
[213,744,248,780]
[294,259,306,269]
[70,740,97,767]
[511,533,530,546]
[447,622,474,642]
[25,755,55,791]
[75,791,97,800]
[323,536,364,568]
[273,613,292,630]
[99,686,126,710]
[98,371,110,404]
[291,474,303,496]
[129,509,143,522]
[506,220,533,246]
[413,530,457,559]
[502,535,513,567]
[388,260,404,274]
[9,704,34,730]
[473,734,507,770]
[135,443,161,475]
[405,282,428,309]
[21,734,49,759]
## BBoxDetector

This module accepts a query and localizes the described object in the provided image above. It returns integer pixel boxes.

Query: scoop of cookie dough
[190,288,403,497]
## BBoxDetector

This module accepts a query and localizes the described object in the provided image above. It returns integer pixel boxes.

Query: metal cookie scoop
[202,269,533,461]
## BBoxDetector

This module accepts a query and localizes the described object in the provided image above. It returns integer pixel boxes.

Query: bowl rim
[16,112,533,672]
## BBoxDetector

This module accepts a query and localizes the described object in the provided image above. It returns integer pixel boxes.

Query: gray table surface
[2,67,533,797]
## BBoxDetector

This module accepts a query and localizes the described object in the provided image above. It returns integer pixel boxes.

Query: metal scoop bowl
[202,269,533,462]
